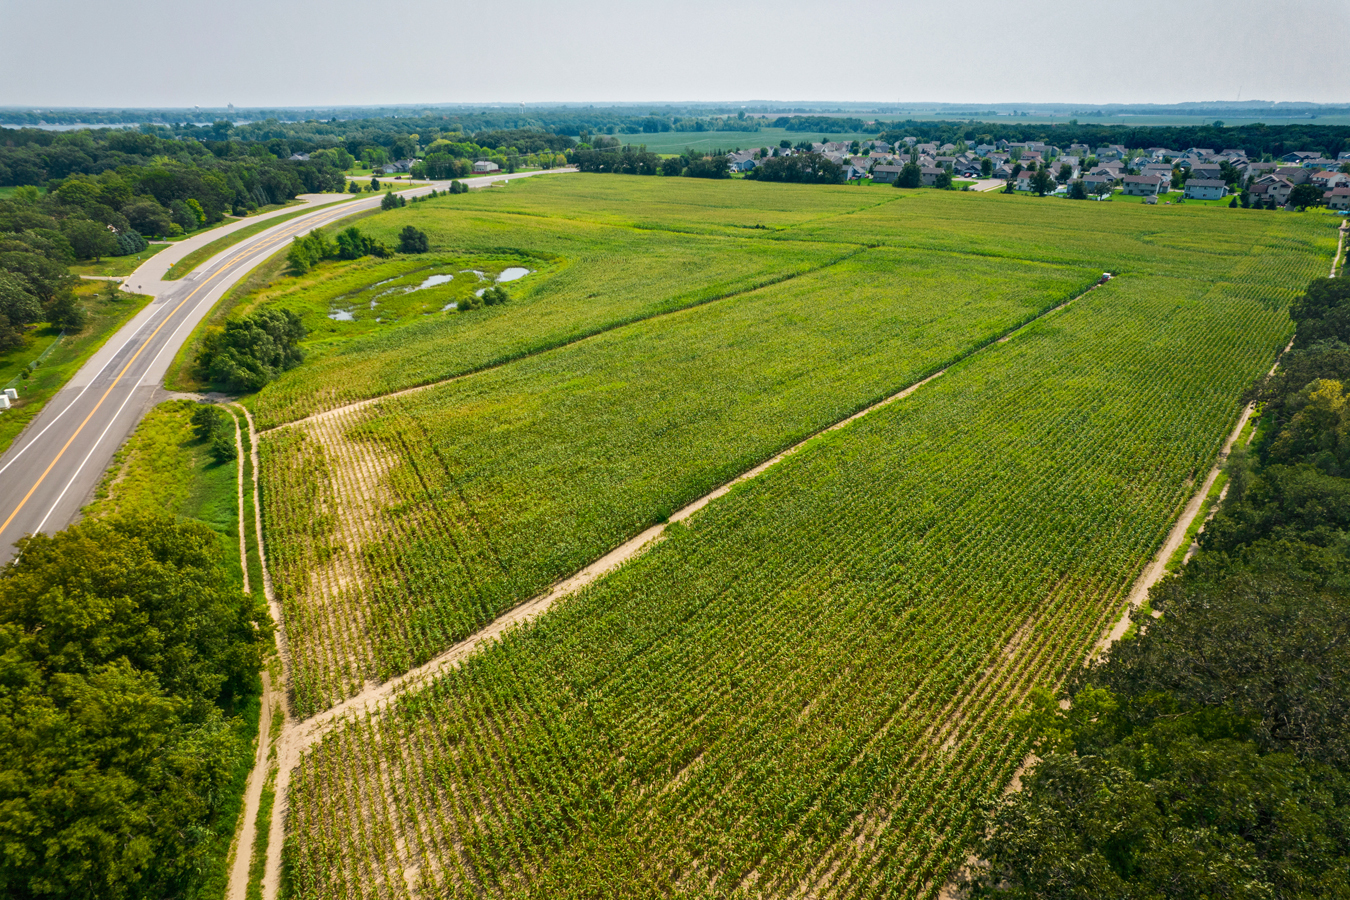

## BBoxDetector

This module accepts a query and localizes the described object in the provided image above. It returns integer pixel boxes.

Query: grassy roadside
[0,281,156,455]
[164,198,352,281]
[68,242,169,277]
[84,397,255,900]
[84,398,244,582]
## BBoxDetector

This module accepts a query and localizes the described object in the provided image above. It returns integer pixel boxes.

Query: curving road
[0,168,573,563]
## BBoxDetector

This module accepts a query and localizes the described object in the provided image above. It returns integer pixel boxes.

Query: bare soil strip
[1332,221,1347,278]
[1093,336,1290,656]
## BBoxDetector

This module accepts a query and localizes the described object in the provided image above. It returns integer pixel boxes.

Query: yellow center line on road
[0,195,378,539]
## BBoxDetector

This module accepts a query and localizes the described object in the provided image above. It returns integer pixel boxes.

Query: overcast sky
[2,0,1347,108]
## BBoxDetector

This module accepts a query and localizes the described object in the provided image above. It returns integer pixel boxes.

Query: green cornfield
[243,175,1337,899]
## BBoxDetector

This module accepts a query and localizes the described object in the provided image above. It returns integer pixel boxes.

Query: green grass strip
[164,202,349,281]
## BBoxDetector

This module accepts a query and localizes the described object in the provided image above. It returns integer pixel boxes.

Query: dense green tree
[397,226,429,253]
[120,200,171,239]
[1290,183,1324,210]
[745,153,844,185]
[198,308,306,392]
[61,218,117,260]
[896,162,923,188]
[0,514,268,900]
[189,404,237,463]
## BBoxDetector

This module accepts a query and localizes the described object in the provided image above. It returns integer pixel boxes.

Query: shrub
[190,404,237,463]
[198,308,306,393]
[397,226,429,254]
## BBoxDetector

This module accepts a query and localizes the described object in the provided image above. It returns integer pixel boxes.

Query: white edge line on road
[28,235,271,532]
[11,169,575,540]
[0,306,168,478]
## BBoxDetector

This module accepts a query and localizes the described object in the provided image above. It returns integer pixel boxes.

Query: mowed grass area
[0,281,156,455]
[230,175,1338,897]
[163,197,357,280]
[85,398,244,585]
[68,241,169,277]
[263,250,1099,713]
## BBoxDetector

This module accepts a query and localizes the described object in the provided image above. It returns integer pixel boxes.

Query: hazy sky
[3,0,1347,108]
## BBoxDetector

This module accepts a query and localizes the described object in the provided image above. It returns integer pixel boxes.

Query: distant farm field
[234,174,1337,899]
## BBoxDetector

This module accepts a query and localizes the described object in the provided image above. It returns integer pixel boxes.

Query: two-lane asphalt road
[0,168,573,563]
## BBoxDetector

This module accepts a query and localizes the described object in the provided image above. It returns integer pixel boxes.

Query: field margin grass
[165,199,355,281]
[0,283,157,455]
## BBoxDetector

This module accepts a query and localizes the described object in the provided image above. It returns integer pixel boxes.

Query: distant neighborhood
[725,139,1350,209]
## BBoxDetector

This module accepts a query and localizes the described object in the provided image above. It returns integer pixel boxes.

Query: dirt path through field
[230,408,249,596]
[225,404,294,900]
[1335,221,1348,278]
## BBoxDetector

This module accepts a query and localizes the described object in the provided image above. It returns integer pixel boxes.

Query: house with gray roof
[1184,179,1228,200]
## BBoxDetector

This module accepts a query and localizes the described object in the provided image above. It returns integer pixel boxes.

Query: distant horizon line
[2,99,1349,113]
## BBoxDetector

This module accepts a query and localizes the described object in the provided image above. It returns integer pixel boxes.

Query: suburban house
[920,166,945,187]
[1314,170,1350,189]
[1082,171,1116,193]
[1280,151,1321,163]
[1263,177,1295,206]
[471,160,500,174]
[955,160,983,178]
[871,165,903,184]
[1184,179,1228,200]
[381,159,415,174]
[1189,163,1223,181]
[1325,187,1350,211]
[1122,175,1163,197]
[1275,166,1311,185]
[1141,164,1174,188]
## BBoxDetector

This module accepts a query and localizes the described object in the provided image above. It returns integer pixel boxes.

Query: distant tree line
[966,276,1350,899]
[571,147,730,179]
[0,130,350,219]
[771,115,872,133]
[878,121,1350,160]
[0,192,103,346]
